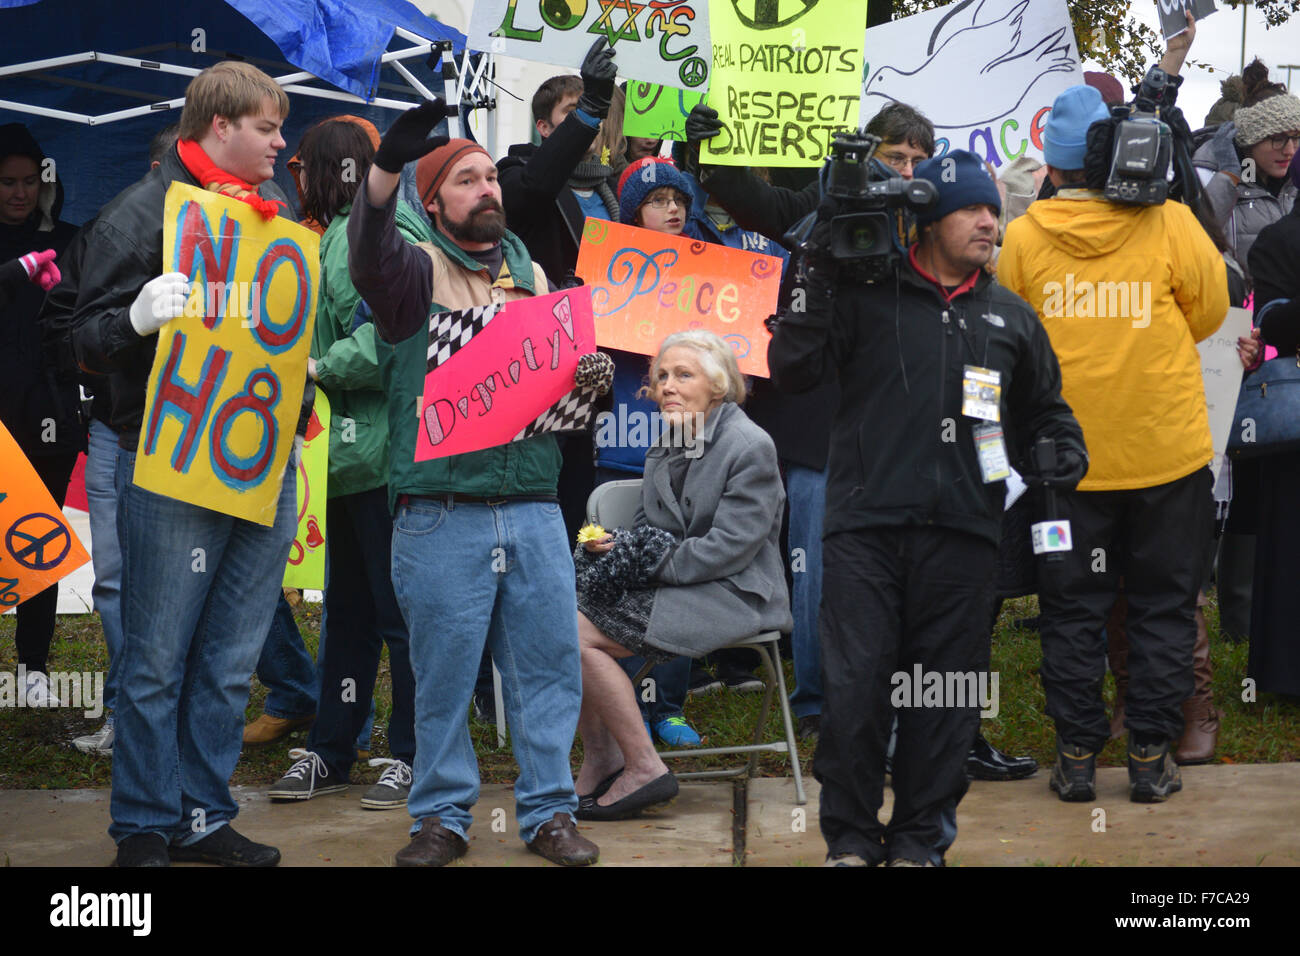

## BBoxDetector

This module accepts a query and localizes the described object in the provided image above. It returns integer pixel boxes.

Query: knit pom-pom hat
[617,156,693,224]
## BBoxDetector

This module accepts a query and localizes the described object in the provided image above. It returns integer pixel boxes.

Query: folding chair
[586,479,806,805]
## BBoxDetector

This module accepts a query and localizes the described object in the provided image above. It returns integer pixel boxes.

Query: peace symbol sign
[679,56,708,88]
[731,0,818,29]
[6,512,72,572]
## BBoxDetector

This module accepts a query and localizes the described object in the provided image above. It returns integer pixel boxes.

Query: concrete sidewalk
[3,763,1298,866]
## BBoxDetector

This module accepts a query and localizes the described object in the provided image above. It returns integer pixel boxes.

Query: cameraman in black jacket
[770,150,1086,866]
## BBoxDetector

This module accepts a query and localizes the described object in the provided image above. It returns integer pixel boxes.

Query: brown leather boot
[1176,591,1218,765]
[1106,594,1128,740]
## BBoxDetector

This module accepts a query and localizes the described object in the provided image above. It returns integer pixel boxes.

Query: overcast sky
[1085,2,1299,130]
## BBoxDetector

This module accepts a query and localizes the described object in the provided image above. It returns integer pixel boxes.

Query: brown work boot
[394,818,468,867]
[1176,594,1218,765]
[242,713,314,745]
[528,812,600,866]
[1106,593,1128,740]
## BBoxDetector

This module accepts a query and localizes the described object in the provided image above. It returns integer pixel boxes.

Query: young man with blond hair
[72,60,300,867]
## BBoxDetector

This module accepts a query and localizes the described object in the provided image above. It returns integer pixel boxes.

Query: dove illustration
[864,0,1077,129]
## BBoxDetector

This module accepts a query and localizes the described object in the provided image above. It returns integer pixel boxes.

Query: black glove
[576,38,617,119]
[1024,445,1088,490]
[373,99,451,174]
[684,103,723,143]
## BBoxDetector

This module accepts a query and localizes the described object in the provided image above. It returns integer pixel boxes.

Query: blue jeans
[786,464,825,719]
[109,448,297,843]
[86,419,123,719]
[391,497,581,843]
[255,594,318,720]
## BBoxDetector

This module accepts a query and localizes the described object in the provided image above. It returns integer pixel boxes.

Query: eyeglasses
[878,152,925,171]
[1267,133,1300,150]
[644,194,688,210]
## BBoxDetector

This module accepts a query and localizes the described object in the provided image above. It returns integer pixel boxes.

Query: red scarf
[176,138,283,221]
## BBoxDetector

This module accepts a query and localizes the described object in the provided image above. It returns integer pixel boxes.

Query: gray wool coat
[634,401,793,658]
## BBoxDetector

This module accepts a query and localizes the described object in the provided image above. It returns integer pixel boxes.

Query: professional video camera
[785,131,938,283]
[1085,65,1203,213]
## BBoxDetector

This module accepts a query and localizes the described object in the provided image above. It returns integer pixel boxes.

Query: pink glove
[19,249,60,291]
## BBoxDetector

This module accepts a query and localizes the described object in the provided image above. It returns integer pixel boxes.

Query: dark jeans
[816,527,995,866]
[307,487,416,780]
[1038,467,1213,749]
[14,452,78,674]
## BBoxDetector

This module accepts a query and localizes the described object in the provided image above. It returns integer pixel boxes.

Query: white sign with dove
[860,0,1084,170]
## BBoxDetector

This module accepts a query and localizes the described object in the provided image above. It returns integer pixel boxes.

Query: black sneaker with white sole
[361,758,412,809]
[1128,738,1182,803]
[267,748,348,801]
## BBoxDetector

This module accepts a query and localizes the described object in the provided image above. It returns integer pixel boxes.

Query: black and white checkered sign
[514,386,598,440]
[426,303,498,372]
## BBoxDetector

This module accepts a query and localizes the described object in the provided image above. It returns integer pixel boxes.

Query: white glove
[129,272,192,336]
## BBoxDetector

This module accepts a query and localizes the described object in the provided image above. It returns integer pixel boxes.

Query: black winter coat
[497,112,601,287]
[0,203,80,457]
[69,145,290,451]
[697,164,836,470]
[768,252,1086,546]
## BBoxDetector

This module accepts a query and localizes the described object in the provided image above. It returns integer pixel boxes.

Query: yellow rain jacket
[998,191,1229,491]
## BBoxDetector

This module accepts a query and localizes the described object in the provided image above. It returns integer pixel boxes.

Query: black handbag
[1227,317,1300,459]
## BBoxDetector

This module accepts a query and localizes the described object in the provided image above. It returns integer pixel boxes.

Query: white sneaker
[73,720,114,755]
[23,670,63,707]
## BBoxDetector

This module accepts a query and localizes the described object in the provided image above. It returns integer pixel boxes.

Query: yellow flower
[577,523,607,544]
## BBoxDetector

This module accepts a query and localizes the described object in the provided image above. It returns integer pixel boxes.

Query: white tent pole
[0,98,94,123]
[0,51,94,77]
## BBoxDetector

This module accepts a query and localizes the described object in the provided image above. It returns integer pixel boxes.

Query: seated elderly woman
[573,330,792,820]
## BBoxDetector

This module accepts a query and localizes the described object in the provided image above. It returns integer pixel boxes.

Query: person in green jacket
[266,116,428,810]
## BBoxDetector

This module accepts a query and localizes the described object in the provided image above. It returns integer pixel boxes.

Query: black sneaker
[687,668,723,697]
[168,825,281,867]
[718,668,764,693]
[1049,740,1096,802]
[1128,738,1182,803]
[115,833,169,867]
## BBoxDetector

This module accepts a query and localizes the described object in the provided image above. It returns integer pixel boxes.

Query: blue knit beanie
[913,150,1002,226]
[618,157,694,224]
[1043,85,1110,170]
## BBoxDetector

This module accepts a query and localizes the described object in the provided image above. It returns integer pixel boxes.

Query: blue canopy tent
[0,0,494,225]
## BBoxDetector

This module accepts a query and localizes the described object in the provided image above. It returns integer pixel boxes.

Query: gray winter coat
[636,402,793,657]
[1194,138,1297,270]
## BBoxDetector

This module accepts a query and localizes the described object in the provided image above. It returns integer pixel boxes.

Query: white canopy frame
[0,22,499,145]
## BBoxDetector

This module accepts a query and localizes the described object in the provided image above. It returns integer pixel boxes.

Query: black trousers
[14,452,78,674]
[815,527,996,865]
[1037,467,1213,749]
[307,486,416,778]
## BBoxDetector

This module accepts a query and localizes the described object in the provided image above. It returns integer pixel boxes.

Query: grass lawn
[2,593,1297,792]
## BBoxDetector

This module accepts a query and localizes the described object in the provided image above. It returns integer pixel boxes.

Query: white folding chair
[586,479,806,805]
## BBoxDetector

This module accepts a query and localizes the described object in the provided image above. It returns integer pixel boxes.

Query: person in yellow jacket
[998,85,1229,806]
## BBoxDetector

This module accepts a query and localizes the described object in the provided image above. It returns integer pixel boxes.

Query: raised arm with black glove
[576,38,618,120]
